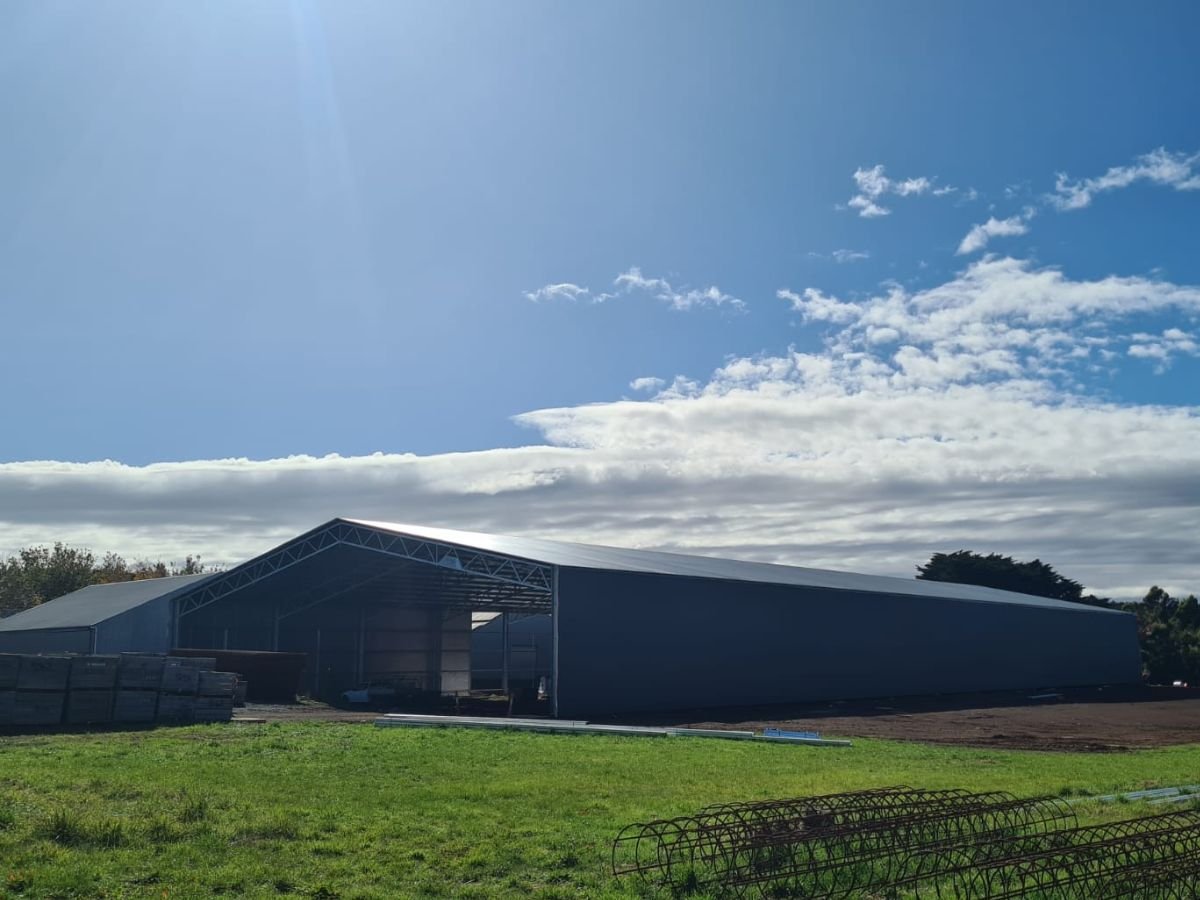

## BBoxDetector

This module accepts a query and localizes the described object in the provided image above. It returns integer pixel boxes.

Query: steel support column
[501,612,510,695]
[551,566,560,718]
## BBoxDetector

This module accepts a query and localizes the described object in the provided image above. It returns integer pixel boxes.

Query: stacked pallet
[0,654,20,723]
[158,657,202,721]
[115,654,165,723]
[196,669,237,722]
[12,655,69,725]
[66,656,118,724]
[0,653,240,728]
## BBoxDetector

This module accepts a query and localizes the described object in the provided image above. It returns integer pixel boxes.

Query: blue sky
[2,2,1199,598]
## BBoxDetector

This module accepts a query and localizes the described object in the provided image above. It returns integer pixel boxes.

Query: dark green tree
[916,550,1104,604]
[1124,586,1200,683]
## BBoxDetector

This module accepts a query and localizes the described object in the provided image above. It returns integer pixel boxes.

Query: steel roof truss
[177,521,553,619]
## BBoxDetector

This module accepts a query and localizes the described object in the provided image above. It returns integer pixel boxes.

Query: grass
[0,723,1198,898]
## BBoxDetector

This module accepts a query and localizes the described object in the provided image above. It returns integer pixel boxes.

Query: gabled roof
[346,519,1126,615]
[0,573,213,631]
[0,520,1125,633]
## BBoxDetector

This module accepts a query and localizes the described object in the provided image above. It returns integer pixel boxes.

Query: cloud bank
[5,257,1199,601]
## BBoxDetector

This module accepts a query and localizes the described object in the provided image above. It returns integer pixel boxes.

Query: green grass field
[1,723,1198,898]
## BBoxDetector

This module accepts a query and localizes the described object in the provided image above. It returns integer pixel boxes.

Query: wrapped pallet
[117,654,165,690]
[16,656,70,692]
[193,695,234,723]
[65,689,115,725]
[113,689,158,724]
[159,658,200,695]
[0,654,20,691]
[69,656,119,690]
[12,690,64,726]
[198,670,237,697]
[156,693,194,722]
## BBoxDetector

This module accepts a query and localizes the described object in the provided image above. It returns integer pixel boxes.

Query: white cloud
[6,258,1200,601]
[1127,328,1199,372]
[957,210,1035,255]
[809,249,871,264]
[848,195,891,218]
[523,282,589,303]
[524,269,744,312]
[845,164,951,218]
[832,248,871,264]
[777,287,863,323]
[786,255,1200,381]
[853,164,893,198]
[629,376,666,393]
[610,267,745,311]
[1050,147,1200,211]
[893,177,932,196]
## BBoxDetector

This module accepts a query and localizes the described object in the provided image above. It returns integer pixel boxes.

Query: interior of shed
[169,522,555,705]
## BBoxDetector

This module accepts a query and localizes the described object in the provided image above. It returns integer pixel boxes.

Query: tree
[93,552,132,584]
[916,550,1105,604]
[1126,586,1200,683]
[129,556,212,579]
[0,544,218,618]
[175,555,208,576]
[0,543,96,616]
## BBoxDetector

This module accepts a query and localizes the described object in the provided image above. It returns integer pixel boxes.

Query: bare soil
[614,685,1200,752]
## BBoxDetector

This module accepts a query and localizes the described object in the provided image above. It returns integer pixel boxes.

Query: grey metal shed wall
[554,568,1142,717]
[0,627,92,654]
[94,596,172,655]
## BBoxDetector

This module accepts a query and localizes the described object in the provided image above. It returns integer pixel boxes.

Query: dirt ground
[617,685,1200,752]
[242,685,1200,752]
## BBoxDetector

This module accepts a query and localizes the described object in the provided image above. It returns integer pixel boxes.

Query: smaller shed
[0,575,213,655]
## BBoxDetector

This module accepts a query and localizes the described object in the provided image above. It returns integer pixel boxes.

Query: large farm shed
[0,518,1142,716]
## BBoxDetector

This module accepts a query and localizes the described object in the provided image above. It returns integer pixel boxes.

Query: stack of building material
[12,655,69,725]
[65,656,118,724]
[170,649,302,703]
[157,657,202,722]
[0,654,20,722]
[157,656,236,723]
[113,654,164,723]
[195,670,237,722]
[0,653,240,728]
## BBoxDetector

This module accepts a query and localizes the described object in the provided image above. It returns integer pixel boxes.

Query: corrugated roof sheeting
[0,573,213,631]
[346,519,1124,615]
